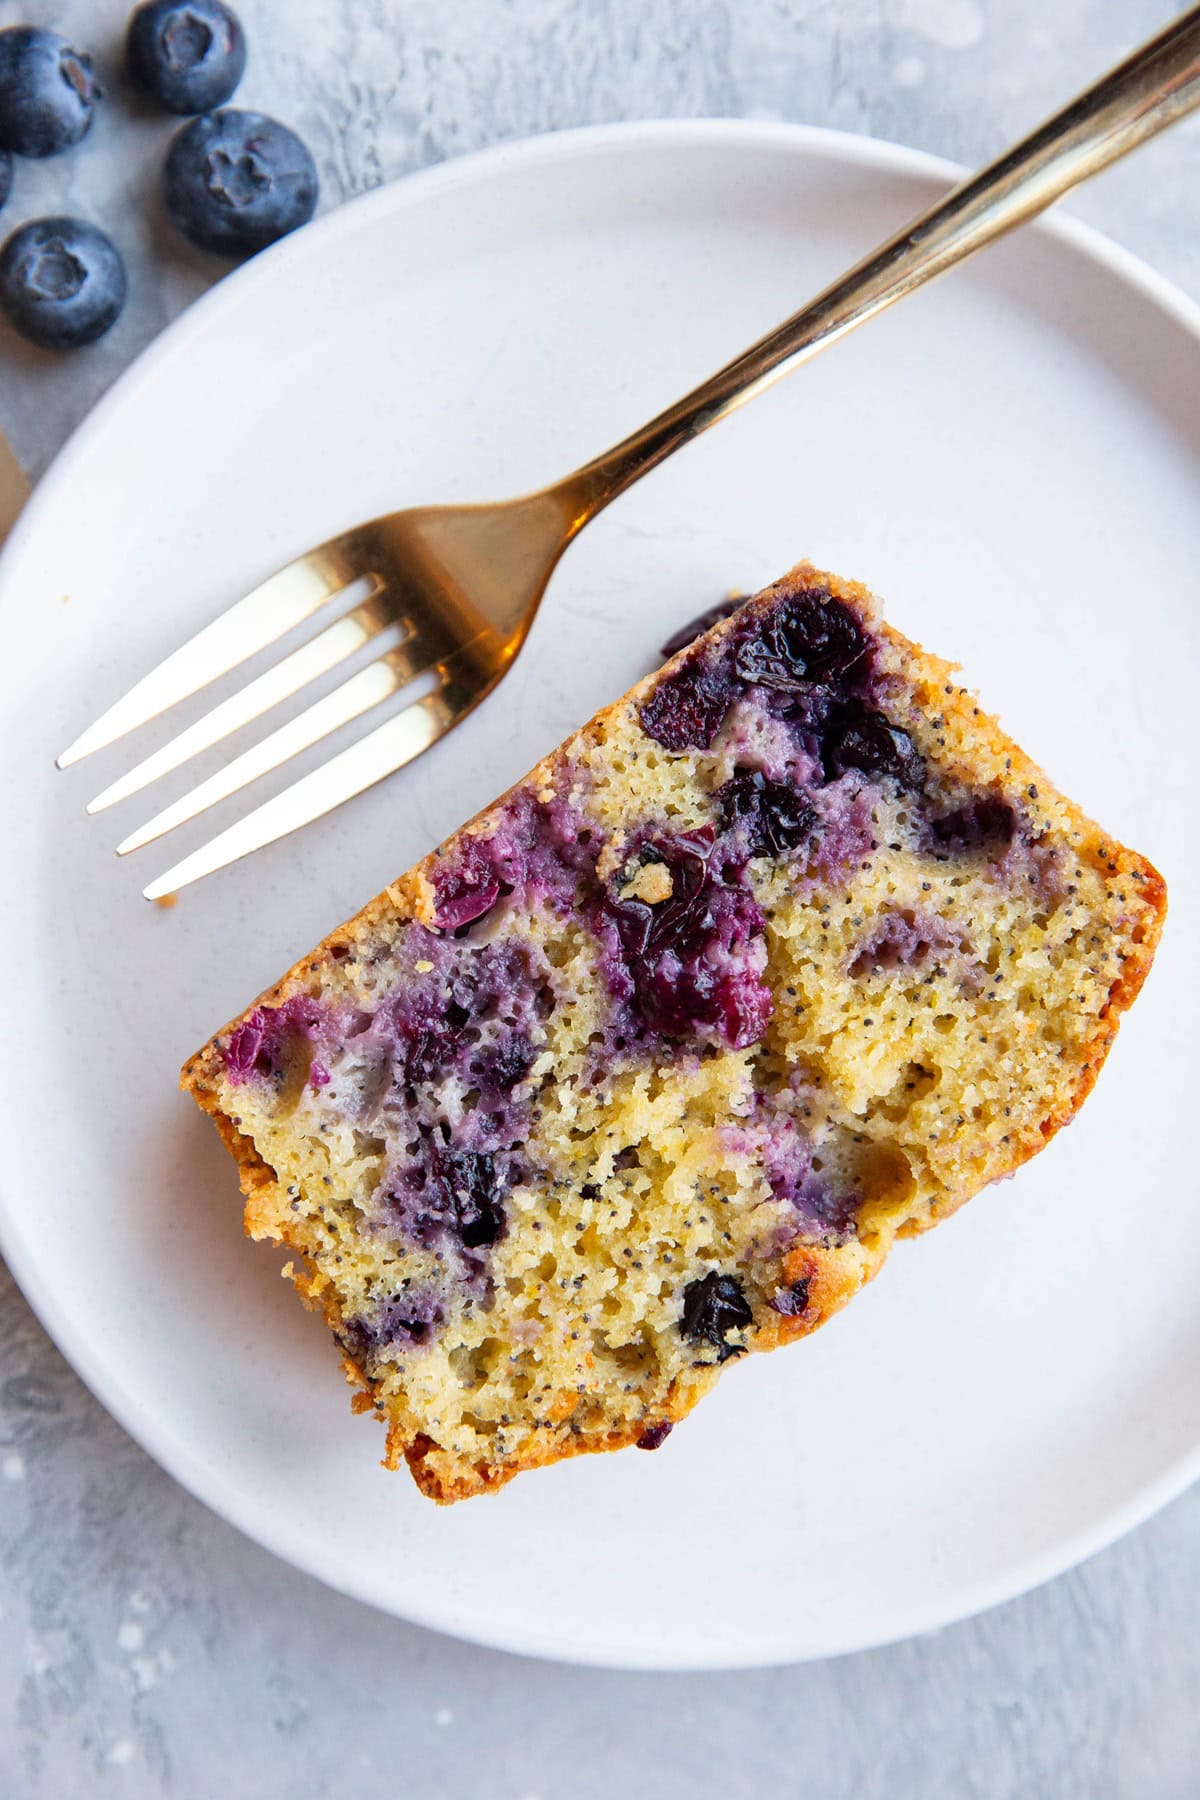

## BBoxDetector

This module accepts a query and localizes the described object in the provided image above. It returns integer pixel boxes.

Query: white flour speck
[117,1622,144,1653]
[128,1589,154,1615]
[108,1741,135,1767]
[434,1707,454,1727]
[3,1451,26,1481]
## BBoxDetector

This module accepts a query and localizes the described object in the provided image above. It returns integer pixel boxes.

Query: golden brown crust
[182,560,1167,1501]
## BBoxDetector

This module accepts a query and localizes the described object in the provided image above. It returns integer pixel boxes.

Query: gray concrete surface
[1,1,1198,1794]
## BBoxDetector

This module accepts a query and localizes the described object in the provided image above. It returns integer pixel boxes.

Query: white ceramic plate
[2,123,1198,1671]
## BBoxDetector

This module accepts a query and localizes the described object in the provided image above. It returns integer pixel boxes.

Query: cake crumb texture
[183,563,1165,1502]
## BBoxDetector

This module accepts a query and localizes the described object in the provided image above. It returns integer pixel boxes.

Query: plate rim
[2,117,1199,1671]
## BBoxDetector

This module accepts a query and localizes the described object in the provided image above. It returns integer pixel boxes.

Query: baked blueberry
[341,1288,444,1363]
[484,1035,536,1092]
[774,590,868,680]
[601,828,771,1048]
[390,1146,508,1256]
[0,149,11,214]
[126,1,247,115]
[770,1277,811,1317]
[638,653,737,751]
[734,589,867,691]
[437,1150,507,1250]
[719,767,816,858]
[679,1271,753,1359]
[660,595,745,660]
[823,703,924,789]
[164,109,318,257]
[0,217,126,349]
[635,1421,673,1450]
[0,27,100,158]
[930,795,1016,855]
[433,837,503,930]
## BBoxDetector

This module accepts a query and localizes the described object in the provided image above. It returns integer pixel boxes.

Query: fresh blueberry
[0,217,126,349]
[679,1272,753,1360]
[0,28,100,158]
[126,1,247,116]
[0,149,11,214]
[164,109,318,257]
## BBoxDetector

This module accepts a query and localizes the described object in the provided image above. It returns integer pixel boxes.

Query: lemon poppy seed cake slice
[184,562,1165,1503]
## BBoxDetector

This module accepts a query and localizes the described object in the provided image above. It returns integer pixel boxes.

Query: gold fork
[58,8,1200,899]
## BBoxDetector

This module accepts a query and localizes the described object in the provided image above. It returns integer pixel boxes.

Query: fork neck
[553,5,1200,539]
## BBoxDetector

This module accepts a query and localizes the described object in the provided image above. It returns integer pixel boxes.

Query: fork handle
[562,5,1200,525]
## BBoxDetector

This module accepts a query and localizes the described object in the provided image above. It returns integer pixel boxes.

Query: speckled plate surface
[1,122,1198,1671]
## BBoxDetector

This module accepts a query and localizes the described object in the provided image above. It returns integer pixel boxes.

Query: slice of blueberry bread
[183,562,1165,1503]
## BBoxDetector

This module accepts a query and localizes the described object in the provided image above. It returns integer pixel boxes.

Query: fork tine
[87,599,397,815]
[118,638,443,856]
[141,651,489,900]
[56,543,375,769]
